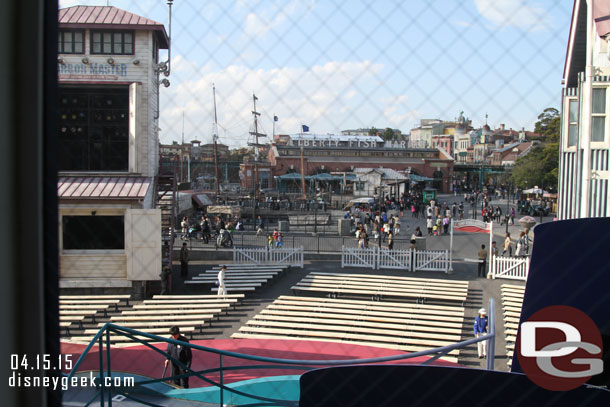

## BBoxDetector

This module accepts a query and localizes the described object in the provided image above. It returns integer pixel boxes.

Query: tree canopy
[382,127,400,141]
[510,142,558,191]
[509,107,560,191]
[534,107,560,142]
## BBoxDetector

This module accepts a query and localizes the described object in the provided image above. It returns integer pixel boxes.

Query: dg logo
[517,305,604,391]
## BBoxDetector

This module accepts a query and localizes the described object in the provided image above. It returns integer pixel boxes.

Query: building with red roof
[57,6,170,290]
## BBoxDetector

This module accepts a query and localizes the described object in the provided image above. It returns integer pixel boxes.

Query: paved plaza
[166,193,544,371]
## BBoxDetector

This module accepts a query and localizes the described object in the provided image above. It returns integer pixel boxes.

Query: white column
[581,3,595,218]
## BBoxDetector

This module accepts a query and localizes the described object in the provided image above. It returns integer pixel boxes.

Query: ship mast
[248,94,267,198]
[212,84,220,201]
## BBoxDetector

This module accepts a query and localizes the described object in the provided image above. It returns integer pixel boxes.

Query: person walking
[516,231,526,256]
[474,308,489,359]
[165,326,193,388]
[426,217,433,235]
[491,241,499,257]
[477,244,488,278]
[442,215,449,234]
[277,233,284,248]
[217,265,227,297]
[387,231,394,251]
[393,215,401,235]
[180,243,189,278]
[160,266,171,295]
[502,232,512,256]
[435,215,443,236]
[256,216,265,235]
[180,216,188,240]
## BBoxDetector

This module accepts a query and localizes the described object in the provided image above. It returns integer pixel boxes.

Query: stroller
[500,214,510,226]
[215,228,233,248]
[185,223,200,240]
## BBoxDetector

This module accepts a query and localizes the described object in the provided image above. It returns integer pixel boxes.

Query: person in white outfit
[217,265,227,296]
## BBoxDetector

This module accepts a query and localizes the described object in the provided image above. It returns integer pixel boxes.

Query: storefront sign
[58,63,128,80]
[288,138,406,149]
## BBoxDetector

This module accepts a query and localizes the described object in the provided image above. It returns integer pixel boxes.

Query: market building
[56,6,170,292]
[266,133,454,193]
[558,0,610,219]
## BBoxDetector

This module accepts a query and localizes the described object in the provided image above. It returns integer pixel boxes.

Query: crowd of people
[179,214,242,247]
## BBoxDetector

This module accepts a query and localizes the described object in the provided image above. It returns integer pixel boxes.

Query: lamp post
[505,181,511,234]
[378,185,383,249]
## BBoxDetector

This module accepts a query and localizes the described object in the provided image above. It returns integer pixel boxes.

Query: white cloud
[158,59,390,148]
[474,0,552,32]
[242,0,311,37]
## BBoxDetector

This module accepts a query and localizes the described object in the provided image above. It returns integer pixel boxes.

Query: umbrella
[519,216,537,229]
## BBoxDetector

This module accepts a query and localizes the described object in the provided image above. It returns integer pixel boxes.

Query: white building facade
[57,6,169,291]
[558,0,610,219]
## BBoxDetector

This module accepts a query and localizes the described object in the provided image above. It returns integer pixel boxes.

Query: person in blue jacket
[474,308,488,359]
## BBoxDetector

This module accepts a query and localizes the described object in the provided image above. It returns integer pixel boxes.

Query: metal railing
[65,298,495,406]
[180,232,416,253]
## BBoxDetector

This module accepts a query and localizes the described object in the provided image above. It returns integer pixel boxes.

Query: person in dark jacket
[180,243,189,278]
[474,308,489,359]
[165,326,193,388]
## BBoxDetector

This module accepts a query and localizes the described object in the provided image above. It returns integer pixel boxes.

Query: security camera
[161,79,170,88]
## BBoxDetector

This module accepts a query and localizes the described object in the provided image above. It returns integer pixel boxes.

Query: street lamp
[505,181,511,234]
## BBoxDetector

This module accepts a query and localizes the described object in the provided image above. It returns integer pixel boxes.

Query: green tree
[382,127,396,141]
[368,127,378,136]
[510,143,559,191]
[534,107,560,142]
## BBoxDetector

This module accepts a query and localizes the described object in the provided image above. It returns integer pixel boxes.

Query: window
[62,216,124,250]
[592,88,606,142]
[58,30,84,54]
[58,86,129,171]
[356,181,365,191]
[91,31,134,55]
[568,99,578,147]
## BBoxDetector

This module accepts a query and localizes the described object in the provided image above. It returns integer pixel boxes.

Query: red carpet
[61,338,460,388]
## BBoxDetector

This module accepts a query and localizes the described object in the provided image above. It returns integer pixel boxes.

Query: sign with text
[58,63,128,81]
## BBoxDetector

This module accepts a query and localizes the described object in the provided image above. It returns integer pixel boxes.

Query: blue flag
[302,125,309,132]
[274,115,278,122]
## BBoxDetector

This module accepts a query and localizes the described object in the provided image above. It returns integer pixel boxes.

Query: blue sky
[59,0,573,147]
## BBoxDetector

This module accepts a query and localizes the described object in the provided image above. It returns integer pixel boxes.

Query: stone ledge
[60,279,133,288]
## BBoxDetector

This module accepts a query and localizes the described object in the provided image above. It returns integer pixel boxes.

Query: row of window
[58,29,134,55]
[567,87,607,147]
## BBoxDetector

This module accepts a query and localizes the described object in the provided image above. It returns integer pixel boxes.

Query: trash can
[278,220,290,232]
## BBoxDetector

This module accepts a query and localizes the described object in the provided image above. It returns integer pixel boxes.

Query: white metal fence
[490,255,529,281]
[341,247,378,269]
[341,246,449,272]
[233,246,304,268]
